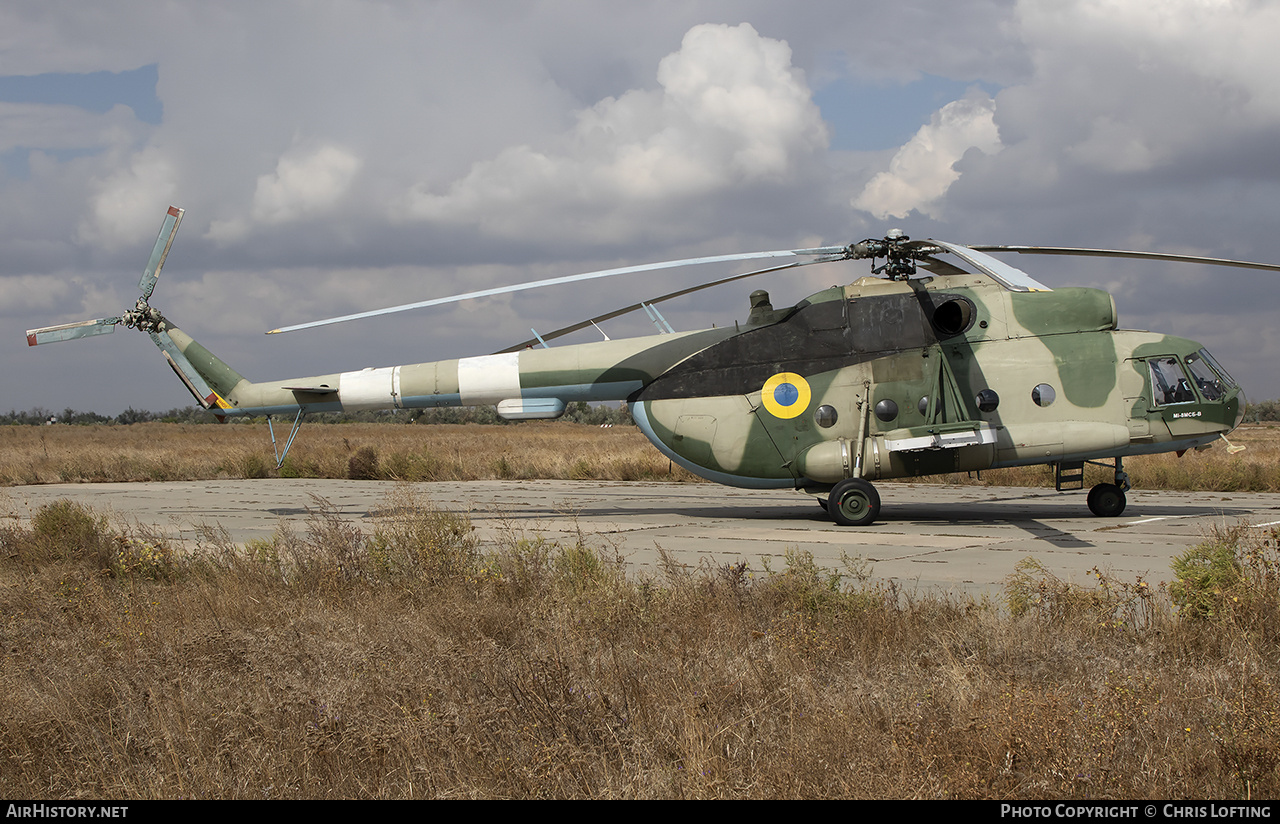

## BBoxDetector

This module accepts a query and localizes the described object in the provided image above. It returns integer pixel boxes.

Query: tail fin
[149,324,246,416]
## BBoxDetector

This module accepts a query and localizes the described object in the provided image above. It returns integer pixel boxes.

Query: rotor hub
[848,229,927,280]
[122,299,167,334]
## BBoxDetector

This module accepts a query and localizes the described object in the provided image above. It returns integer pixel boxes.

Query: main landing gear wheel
[828,478,881,527]
[1087,483,1127,517]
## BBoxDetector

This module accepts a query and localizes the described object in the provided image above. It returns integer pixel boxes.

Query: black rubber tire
[1087,483,1127,517]
[827,478,881,526]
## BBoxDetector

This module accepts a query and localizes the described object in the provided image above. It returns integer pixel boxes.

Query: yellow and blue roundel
[761,372,811,419]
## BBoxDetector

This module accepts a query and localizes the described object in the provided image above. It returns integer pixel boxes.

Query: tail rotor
[26,206,184,347]
[22,205,233,412]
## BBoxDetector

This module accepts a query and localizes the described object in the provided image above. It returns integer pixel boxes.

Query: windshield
[1182,348,1223,401]
[1192,348,1233,391]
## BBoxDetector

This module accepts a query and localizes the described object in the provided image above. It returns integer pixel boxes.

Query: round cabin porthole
[1032,384,1056,407]
[814,405,839,428]
[975,389,1000,413]
[874,399,898,423]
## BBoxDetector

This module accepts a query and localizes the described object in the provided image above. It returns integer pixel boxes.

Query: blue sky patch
[814,73,1001,151]
[0,64,162,124]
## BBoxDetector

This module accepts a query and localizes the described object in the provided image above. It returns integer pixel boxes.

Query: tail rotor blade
[26,317,122,346]
[149,330,221,408]
[137,206,184,300]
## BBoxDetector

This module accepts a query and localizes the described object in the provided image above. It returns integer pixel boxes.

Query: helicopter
[27,207,1269,526]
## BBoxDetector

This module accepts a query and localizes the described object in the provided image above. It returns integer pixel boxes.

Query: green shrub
[366,488,478,584]
[1171,531,1245,620]
[28,500,114,570]
[238,452,270,479]
[109,533,175,580]
[347,446,380,480]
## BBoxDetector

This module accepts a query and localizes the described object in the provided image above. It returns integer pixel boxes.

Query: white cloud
[0,101,145,153]
[1019,0,1280,118]
[0,273,70,313]
[404,23,828,237]
[853,94,1001,220]
[77,146,177,248]
[990,0,1280,185]
[1064,116,1160,174]
[207,143,362,240]
[654,22,826,178]
[250,143,362,223]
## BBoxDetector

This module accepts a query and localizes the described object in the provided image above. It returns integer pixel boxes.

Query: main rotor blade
[266,245,849,335]
[137,206,184,300]
[970,245,1280,273]
[495,257,840,352]
[929,240,1052,291]
[26,317,121,346]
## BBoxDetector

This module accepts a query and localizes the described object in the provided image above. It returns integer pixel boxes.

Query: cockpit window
[1196,349,1237,388]
[1185,350,1232,401]
[1150,357,1195,405]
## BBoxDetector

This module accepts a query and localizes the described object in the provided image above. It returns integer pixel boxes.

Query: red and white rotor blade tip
[26,317,122,347]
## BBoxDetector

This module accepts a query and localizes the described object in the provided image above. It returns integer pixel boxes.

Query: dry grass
[3,421,1280,491]
[0,422,699,486]
[3,489,1280,799]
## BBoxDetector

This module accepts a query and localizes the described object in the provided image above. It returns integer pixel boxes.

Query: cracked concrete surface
[6,480,1278,597]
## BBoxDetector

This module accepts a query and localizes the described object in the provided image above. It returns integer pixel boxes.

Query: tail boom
[208,326,733,419]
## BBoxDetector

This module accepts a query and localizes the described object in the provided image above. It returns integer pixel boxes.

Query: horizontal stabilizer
[283,385,339,394]
[26,317,121,346]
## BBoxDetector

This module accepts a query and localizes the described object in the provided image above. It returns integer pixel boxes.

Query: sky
[2,0,1278,416]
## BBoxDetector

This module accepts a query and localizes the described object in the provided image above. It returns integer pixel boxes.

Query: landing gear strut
[1086,458,1130,518]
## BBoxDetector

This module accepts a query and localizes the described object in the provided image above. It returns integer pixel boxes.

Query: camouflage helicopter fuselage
[162,256,1245,525]
[26,208,1254,525]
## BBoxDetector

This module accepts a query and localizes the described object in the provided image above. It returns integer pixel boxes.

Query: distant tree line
[1,407,213,426]
[1246,399,1280,423]
[1,401,634,427]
